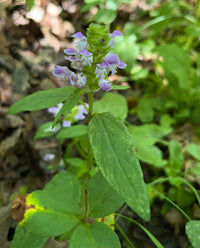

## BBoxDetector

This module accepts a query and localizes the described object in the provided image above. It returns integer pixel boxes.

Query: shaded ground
[0,1,197,248]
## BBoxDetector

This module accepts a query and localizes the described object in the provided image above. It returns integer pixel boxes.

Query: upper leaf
[88,113,150,221]
[8,87,76,114]
[93,92,128,121]
[86,172,124,218]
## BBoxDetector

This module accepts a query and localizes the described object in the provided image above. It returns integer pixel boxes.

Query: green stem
[115,222,135,248]
[83,189,89,220]
[87,92,94,170]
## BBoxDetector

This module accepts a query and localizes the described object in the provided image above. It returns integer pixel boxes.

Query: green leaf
[10,225,48,248]
[94,9,117,24]
[69,222,121,248]
[128,124,171,167]
[166,140,184,174]
[21,209,80,237]
[93,92,128,121]
[34,122,60,140]
[53,89,83,128]
[86,172,124,218]
[88,113,150,221]
[156,44,191,89]
[112,85,130,90]
[8,87,76,114]
[186,143,200,161]
[56,125,88,140]
[186,220,200,248]
[28,171,81,215]
[19,172,81,237]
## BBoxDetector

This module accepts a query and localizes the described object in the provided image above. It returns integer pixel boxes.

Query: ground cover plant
[0,0,200,248]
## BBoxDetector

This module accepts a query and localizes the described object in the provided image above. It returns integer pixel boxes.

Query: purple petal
[112,30,122,37]
[79,49,92,56]
[62,120,71,127]
[64,48,77,55]
[69,72,78,85]
[65,55,79,62]
[106,54,120,66]
[118,60,127,69]
[98,61,108,68]
[100,82,113,91]
[52,67,69,78]
[72,32,85,39]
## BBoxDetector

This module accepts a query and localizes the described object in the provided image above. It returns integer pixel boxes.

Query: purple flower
[72,32,87,50]
[79,49,93,66]
[62,120,71,127]
[64,48,77,55]
[72,32,85,39]
[109,30,123,48]
[52,67,70,78]
[43,154,55,162]
[69,72,86,87]
[48,103,63,116]
[98,79,112,91]
[74,103,89,121]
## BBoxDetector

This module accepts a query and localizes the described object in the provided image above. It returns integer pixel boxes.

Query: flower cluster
[48,103,88,127]
[53,24,126,92]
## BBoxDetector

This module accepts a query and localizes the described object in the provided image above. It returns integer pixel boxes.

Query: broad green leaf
[88,113,150,221]
[93,92,128,121]
[156,44,191,89]
[8,87,76,114]
[128,124,171,146]
[186,143,200,161]
[21,209,80,237]
[86,172,124,218]
[186,220,200,248]
[69,222,121,248]
[10,225,48,248]
[56,125,88,140]
[53,89,83,128]
[34,122,60,140]
[94,9,117,24]
[27,171,81,215]
[128,124,170,167]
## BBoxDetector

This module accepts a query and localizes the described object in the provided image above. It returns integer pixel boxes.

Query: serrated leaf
[10,225,48,248]
[186,220,200,248]
[8,87,76,114]
[88,113,150,221]
[86,172,124,218]
[52,89,83,128]
[93,92,128,121]
[69,222,121,248]
[56,125,88,140]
